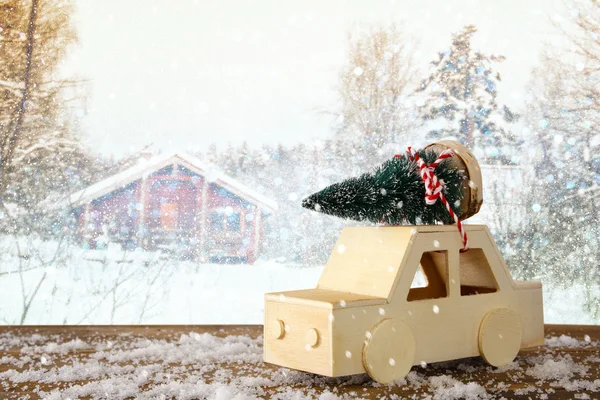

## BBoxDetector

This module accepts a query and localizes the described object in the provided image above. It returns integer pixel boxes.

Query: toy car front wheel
[478,308,522,367]
[362,319,416,384]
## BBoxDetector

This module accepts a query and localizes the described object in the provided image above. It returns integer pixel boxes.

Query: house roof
[69,153,278,212]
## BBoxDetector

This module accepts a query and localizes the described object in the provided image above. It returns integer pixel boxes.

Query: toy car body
[264,225,544,383]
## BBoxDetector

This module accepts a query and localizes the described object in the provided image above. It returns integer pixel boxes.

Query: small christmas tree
[302,142,482,226]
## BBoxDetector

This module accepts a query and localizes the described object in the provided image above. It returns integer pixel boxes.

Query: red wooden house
[69,153,277,263]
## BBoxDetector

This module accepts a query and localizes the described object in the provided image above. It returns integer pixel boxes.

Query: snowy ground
[0,238,598,325]
[0,327,599,399]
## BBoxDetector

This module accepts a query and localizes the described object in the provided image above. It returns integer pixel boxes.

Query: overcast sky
[66,0,566,157]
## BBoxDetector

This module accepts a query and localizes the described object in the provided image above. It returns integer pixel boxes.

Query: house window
[209,210,241,232]
[226,213,241,232]
[209,213,225,232]
[407,251,449,302]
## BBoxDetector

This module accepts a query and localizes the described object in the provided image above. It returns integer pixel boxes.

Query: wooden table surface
[0,324,599,399]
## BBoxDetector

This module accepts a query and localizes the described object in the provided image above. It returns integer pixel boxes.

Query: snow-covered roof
[69,153,277,212]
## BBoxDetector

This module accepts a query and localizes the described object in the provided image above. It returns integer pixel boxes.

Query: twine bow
[397,147,469,252]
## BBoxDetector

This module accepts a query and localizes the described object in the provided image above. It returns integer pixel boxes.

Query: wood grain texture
[316,226,414,299]
[478,308,523,367]
[0,324,598,400]
[263,300,332,376]
[264,289,384,309]
[362,319,415,384]
[425,140,484,220]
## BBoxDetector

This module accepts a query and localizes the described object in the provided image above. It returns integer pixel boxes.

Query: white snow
[0,240,321,325]
[545,334,585,348]
[427,375,488,400]
[1,331,598,399]
[0,237,599,325]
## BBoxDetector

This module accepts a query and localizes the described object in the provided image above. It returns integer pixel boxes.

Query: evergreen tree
[418,25,520,164]
[238,141,250,173]
[205,143,219,165]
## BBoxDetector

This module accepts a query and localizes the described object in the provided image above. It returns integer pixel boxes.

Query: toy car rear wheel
[478,308,522,367]
[362,319,415,384]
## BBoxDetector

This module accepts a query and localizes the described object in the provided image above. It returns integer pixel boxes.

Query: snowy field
[0,238,324,325]
[0,238,598,325]
[2,259,322,325]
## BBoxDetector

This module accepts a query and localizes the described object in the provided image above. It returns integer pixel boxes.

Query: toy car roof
[317,224,492,301]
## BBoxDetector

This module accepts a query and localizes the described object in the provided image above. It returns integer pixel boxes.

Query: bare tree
[0,236,175,324]
[502,1,600,313]
[0,231,71,324]
[0,0,90,236]
[137,258,171,323]
[332,25,418,173]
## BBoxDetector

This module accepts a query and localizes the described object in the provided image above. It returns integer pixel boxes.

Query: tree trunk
[0,0,39,202]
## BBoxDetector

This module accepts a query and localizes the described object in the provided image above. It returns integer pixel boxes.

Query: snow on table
[0,325,598,400]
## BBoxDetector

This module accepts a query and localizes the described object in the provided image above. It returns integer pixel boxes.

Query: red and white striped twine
[395,147,469,252]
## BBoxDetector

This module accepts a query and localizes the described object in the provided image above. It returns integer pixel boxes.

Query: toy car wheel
[362,319,415,384]
[478,308,522,367]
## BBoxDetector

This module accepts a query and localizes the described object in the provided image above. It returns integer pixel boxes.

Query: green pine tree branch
[302,149,465,225]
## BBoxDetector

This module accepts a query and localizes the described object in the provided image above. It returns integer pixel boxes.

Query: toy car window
[407,251,449,301]
[459,248,499,296]
[410,266,428,288]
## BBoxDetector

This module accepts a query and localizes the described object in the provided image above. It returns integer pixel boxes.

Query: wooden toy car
[263,225,544,383]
